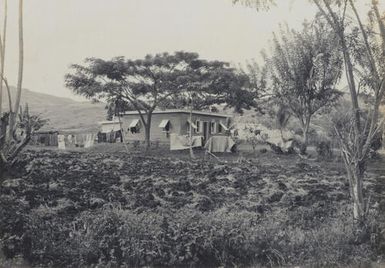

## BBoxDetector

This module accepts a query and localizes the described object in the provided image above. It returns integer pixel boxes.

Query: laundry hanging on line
[170,134,203,151]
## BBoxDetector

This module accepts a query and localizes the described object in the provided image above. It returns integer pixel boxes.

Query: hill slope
[1,87,106,132]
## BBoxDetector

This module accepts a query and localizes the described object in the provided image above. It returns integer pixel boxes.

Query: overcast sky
[3,0,375,100]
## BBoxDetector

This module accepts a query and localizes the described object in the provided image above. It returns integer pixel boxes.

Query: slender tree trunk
[339,31,367,222]
[300,118,310,155]
[326,1,365,221]
[342,153,365,221]
[144,112,152,150]
[117,113,129,153]
[340,46,366,223]
[342,48,361,136]
[0,0,7,115]
[0,113,7,147]
[300,130,308,155]
[279,128,285,142]
[189,96,195,159]
[312,0,385,223]
[144,124,151,150]
[3,77,11,113]
[9,0,23,139]
[351,168,365,221]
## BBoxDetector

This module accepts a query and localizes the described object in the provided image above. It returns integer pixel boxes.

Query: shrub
[316,140,333,159]
[15,204,384,267]
[132,140,140,148]
[0,196,29,259]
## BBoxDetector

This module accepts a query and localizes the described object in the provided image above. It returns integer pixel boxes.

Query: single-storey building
[31,130,59,146]
[101,109,232,144]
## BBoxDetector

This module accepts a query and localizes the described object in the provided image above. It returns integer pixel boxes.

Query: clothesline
[58,133,96,149]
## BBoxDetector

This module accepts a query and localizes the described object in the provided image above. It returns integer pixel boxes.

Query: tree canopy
[267,21,343,118]
[263,21,343,152]
[65,51,259,148]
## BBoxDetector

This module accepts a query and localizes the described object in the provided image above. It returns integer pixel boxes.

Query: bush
[369,130,383,158]
[0,196,29,259]
[15,204,384,268]
[316,140,333,159]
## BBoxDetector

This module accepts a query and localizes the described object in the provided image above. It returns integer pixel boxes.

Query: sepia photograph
[1,0,385,267]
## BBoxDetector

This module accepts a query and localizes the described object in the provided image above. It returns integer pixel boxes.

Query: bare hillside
[2,87,106,132]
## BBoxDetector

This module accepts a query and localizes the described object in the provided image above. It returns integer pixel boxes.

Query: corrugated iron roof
[98,120,121,125]
[123,109,231,118]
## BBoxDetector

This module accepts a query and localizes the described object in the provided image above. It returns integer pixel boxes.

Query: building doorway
[202,122,209,142]
[202,122,208,142]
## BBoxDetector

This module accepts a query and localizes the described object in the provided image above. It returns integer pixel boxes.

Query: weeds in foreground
[1,204,384,267]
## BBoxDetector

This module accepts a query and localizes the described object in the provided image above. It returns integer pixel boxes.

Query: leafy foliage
[65,52,259,146]
[65,52,258,113]
[264,21,343,153]
[243,124,265,152]
[0,104,46,174]
[267,21,343,121]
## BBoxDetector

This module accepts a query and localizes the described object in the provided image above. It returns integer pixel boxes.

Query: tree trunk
[117,113,129,153]
[300,119,310,155]
[0,0,7,115]
[313,0,384,224]
[338,22,366,222]
[144,112,152,150]
[189,102,195,159]
[300,131,308,155]
[342,154,366,222]
[9,0,23,139]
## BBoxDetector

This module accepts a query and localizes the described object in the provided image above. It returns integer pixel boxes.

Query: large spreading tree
[265,21,343,154]
[65,51,258,149]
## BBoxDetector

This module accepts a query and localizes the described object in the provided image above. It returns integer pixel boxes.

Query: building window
[128,119,141,133]
[159,119,170,132]
[218,123,223,133]
[210,122,216,134]
[195,120,201,133]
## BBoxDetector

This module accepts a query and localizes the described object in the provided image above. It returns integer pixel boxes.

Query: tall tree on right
[234,0,385,222]
[311,0,385,222]
[264,21,343,154]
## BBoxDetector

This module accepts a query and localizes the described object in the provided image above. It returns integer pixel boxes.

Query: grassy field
[1,145,385,267]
